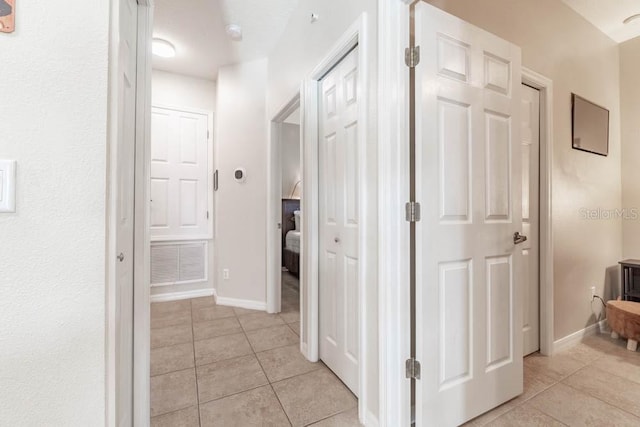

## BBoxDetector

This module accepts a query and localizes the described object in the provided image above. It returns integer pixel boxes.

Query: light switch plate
[0,160,16,213]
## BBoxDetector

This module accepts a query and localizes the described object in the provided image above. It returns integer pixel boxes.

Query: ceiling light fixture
[226,24,243,41]
[152,38,176,58]
[623,14,640,25]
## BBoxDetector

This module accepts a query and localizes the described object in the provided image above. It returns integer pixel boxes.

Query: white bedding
[285,230,301,253]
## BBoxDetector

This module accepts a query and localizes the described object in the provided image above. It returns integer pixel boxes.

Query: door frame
[378,0,412,425]
[267,94,301,314]
[106,0,153,425]
[521,67,555,356]
[300,13,371,423]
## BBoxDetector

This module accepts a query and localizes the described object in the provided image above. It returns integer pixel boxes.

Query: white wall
[427,0,623,340]
[0,1,109,424]
[151,70,217,299]
[281,123,301,198]
[268,0,379,420]
[620,36,640,259]
[215,58,269,304]
[152,69,217,112]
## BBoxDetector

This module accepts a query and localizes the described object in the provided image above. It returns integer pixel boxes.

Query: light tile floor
[152,274,640,426]
[150,272,361,427]
[466,332,640,426]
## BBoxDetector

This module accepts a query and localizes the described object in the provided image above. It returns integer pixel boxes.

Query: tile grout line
[578,355,640,387]
[151,293,318,425]
[189,301,203,427]
[561,375,640,421]
[300,404,360,427]
[268,382,294,427]
[527,350,640,425]
[197,383,271,407]
[150,405,200,422]
[242,309,294,426]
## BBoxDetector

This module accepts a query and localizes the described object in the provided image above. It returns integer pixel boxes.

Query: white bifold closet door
[414,3,524,426]
[150,106,209,240]
[318,45,360,396]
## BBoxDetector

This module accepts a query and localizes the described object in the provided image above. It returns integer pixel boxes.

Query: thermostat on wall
[234,168,246,183]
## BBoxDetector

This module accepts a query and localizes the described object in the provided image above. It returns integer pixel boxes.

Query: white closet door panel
[319,46,360,396]
[150,178,169,228]
[150,107,210,240]
[415,3,523,426]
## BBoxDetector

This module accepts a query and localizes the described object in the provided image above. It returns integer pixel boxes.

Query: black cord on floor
[592,295,607,308]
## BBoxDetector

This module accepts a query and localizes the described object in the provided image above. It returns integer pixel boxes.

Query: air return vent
[151,241,207,286]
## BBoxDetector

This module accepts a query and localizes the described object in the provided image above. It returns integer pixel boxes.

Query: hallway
[149,272,360,426]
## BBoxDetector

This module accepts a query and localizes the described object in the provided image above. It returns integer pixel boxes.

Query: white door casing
[115,0,137,424]
[414,3,523,426]
[318,46,360,396]
[268,95,301,314]
[150,106,211,241]
[521,84,540,356]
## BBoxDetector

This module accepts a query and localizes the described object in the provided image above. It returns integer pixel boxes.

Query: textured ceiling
[562,0,640,43]
[153,0,300,80]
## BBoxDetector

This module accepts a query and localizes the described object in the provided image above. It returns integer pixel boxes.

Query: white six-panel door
[521,84,540,356]
[414,4,523,425]
[115,0,137,424]
[318,46,360,396]
[150,107,210,241]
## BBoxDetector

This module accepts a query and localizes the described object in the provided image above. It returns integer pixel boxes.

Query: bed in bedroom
[282,198,301,277]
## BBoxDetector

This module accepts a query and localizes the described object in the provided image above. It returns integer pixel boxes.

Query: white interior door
[318,46,360,396]
[150,107,210,241]
[115,0,137,424]
[521,84,540,356]
[414,4,523,425]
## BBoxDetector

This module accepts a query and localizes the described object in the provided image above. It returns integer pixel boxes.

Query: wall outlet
[223,269,230,280]
[590,286,596,300]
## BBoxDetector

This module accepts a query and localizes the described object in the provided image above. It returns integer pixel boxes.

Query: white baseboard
[553,318,609,354]
[215,296,266,311]
[364,409,379,427]
[150,288,216,303]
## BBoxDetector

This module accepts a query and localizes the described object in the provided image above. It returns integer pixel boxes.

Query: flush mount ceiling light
[623,14,640,25]
[152,38,176,58]
[225,24,243,41]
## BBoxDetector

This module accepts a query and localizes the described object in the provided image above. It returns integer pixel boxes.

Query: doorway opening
[268,95,302,318]
[522,68,555,358]
[129,3,371,425]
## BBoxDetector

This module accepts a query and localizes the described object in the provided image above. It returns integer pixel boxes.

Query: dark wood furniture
[282,198,300,277]
[619,259,640,302]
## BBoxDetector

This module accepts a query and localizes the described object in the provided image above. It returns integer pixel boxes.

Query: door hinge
[207,211,210,219]
[406,358,421,379]
[405,46,420,68]
[405,201,421,222]
[207,130,210,139]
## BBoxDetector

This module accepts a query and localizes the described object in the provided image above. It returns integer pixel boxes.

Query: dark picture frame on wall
[571,93,609,156]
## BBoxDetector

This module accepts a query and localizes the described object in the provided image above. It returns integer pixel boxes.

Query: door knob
[334,237,340,243]
[513,232,527,245]
[117,252,125,262]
